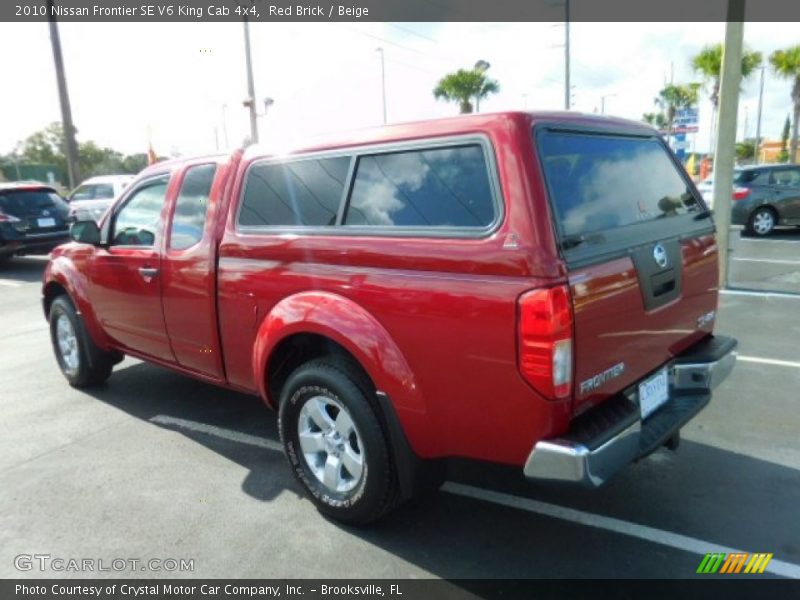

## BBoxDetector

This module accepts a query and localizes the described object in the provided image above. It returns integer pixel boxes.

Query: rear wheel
[278,359,399,525]
[49,295,115,387]
[747,207,776,236]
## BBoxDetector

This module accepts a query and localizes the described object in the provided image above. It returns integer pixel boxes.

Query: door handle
[138,266,159,280]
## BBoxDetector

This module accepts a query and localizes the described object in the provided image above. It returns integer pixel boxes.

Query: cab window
[170,164,216,250]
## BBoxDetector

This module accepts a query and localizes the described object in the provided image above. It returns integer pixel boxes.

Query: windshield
[538,131,701,238]
[70,183,116,201]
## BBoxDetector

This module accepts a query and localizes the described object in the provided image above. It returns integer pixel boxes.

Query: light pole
[474,60,490,113]
[600,93,616,114]
[754,65,765,165]
[376,47,386,124]
[242,17,258,144]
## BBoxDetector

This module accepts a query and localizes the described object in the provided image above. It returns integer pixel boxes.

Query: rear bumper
[523,335,737,487]
[2,231,69,255]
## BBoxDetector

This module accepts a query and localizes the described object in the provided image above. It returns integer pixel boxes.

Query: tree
[655,83,700,136]
[642,112,667,129]
[778,114,791,163]
[13,122,149,186]
[735,139,757,161]
[691,43,763,109]
[770,45,800,163]
[433,67,499,114]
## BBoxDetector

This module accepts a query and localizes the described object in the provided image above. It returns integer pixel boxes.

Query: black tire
[746,206,777,237]
[49,295,114,387]
[278,358,400,525]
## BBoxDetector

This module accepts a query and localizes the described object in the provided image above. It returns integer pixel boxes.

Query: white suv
[68,175,136,222]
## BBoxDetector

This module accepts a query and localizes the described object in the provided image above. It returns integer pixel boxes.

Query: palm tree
[692,44,762,150]
[691,43,763,109]
[655,83,701,137]
[433,68,500,114]
[642,112,667,129]
[770,45,800,163]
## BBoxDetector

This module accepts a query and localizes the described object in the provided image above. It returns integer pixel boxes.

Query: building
[757,139,800,164]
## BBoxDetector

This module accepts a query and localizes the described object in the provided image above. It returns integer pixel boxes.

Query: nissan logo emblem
[653,244,668,269]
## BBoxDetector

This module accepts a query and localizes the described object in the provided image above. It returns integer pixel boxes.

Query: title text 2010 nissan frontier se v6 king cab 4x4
[43,112,737,524]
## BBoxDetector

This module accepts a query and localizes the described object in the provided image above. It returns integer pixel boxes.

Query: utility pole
[712,2,745,290]
[564,0,570,110]
[47,0,80,189]
[754,66,765,165]
[243,17,258,144]
[376,47,387,124]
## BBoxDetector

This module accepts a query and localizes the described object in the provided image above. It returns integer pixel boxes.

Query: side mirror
[70,220,102,245]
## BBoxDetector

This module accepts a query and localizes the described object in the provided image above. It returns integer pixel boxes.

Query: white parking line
[736,354,800,369]
[739,237,800,244]
[149,415,283,452]
[443,483,800,579]
[733,258,800,266]
[0,280,22,288]
[720,289,800,299]
[148,414,800,578]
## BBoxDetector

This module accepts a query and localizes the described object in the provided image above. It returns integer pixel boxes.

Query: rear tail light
[732,187,751,201]
[518,285,574,400]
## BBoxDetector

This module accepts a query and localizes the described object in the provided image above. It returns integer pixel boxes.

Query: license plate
[37,217,56,227]
[639,368,669,419]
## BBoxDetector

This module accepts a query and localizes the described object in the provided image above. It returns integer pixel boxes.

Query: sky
[0,21,798,159]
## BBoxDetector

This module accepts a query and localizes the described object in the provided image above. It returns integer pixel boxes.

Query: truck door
[89,174,174,362]
[159,162,225,381]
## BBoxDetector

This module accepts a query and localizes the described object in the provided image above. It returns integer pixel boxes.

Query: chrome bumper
[524,336,737,487]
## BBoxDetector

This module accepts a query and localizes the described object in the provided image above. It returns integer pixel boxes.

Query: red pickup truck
[43,112,736,524]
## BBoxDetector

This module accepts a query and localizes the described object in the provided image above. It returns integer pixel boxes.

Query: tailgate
[535,127,718,415]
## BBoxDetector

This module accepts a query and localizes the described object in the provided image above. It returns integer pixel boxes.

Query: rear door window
[538,131,702,239]
[770,168,800,187]
[343,144,495,229]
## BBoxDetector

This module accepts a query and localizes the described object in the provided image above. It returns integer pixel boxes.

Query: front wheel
[49,295,114,387]
[278,359,399,525]
[747,207,776,236]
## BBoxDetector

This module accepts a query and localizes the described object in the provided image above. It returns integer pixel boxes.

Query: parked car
[68,175,135,222]
[43,112,736,524]
[730,164,800,236]
[0,182,71,263]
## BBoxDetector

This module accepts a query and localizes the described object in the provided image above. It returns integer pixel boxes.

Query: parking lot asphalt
[1,229,799,581]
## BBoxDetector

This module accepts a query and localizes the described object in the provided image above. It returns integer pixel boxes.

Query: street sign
[674,107,699,128]
[674,132,687,160]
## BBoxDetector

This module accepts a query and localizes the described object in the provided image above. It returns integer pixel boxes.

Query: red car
[43,112,736,524]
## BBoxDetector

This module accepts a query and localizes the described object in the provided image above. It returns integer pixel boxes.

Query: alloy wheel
[297,395,364,493]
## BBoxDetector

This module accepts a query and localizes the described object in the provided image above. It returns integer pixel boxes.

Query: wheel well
[266,333,374,407]
[43,282,68,318]
[751,204,778,219]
